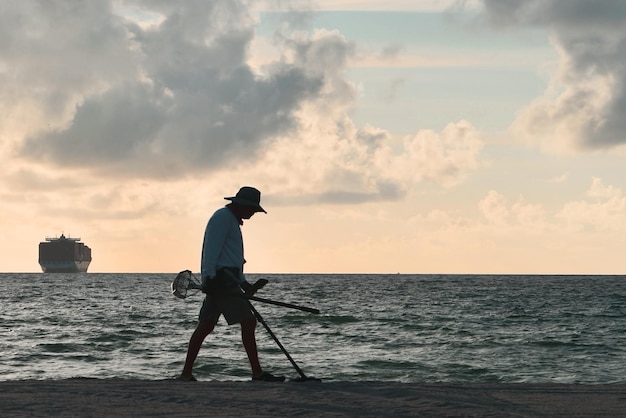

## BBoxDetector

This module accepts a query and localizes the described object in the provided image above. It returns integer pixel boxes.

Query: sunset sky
[2,0,626,274]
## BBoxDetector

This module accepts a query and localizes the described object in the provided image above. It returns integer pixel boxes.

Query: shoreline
[2,379,625,417]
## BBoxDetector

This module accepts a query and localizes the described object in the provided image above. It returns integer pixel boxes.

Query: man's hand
[242,279,268,296]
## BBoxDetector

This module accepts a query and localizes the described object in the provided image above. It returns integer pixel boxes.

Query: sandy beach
[1,379,625,417]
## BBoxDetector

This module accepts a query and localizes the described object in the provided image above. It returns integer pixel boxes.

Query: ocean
[2,273,625,384]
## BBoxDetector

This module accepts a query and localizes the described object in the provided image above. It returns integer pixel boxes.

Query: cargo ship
[38,234,92,273]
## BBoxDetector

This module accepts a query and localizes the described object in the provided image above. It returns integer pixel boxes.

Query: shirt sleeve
[200,210,230,280]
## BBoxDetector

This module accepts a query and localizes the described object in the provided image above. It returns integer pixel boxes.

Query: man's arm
[200,210,230,281]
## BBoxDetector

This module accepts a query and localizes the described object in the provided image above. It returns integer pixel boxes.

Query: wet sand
[1,379,625,417]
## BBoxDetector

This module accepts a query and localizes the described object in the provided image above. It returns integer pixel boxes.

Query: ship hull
[40,261,91,273]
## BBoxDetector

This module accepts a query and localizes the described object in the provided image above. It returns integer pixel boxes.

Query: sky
[2,0,626,274]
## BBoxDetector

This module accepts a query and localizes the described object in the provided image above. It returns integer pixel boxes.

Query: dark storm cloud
[480,0,626,28]
[12,0,327,177]
[0,1,137,118]
[479,0,626,149]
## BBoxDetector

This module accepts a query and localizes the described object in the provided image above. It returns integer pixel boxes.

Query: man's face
[240,206,257,220]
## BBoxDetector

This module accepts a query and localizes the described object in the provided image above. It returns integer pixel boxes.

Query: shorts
[198,269,254,325]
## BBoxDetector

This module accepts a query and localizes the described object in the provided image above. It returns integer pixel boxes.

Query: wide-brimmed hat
[225,186,266,213]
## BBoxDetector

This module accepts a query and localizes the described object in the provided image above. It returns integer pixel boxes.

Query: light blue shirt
[200,207,246,285]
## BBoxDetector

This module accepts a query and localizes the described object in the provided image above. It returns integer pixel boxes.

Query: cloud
[557,177,626,231]
[307,0,463,12]
[4,168,83,192]
[248,118,483,205]
[0,1,138,151]
[479,190,547,229]
[10,0,326,178]
[586,176,621,200]
[480,0,626,28]
[478,190,510,225]
[4,0,485,207]
[396,120,484,187]
[479,0,626,151]
[546,172,568,184]
[477,177,626,234]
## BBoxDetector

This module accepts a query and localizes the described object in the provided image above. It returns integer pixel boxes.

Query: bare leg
[240,316,263,378]
[181,320,215,377]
